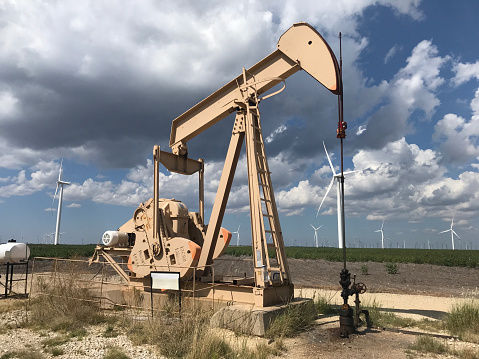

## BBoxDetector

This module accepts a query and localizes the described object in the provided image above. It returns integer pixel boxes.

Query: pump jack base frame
[93,247,294,307]
[129,276,294,308]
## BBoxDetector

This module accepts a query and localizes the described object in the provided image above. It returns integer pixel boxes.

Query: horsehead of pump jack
[95,22,342,307]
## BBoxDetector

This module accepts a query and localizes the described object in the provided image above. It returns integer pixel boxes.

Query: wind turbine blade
[58,158,64,182]
[318,225,323,230]
[323,141,336,176]
[381,220,384,230]
[310,224,315,230]
[237,224,241,232]
[438,229,450,234]
[452,230,461,239]
[374,230,381,233]
[316,178,335,216]
[343,170,358,176]
[51,184,60,214]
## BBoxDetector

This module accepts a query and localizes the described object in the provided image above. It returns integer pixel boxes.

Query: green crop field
[24,244,479,268]
[29,244,96,259]
[225,246,479,268]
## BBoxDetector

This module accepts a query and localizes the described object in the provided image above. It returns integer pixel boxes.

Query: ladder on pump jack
[241,77,290,288]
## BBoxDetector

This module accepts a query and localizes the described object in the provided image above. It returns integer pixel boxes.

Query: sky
[1,0,479,250]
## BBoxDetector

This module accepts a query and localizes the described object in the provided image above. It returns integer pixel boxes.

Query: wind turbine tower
[53,160,70,245]
[310,224,322,248]
[232,224,241,246]
[316,142,356,248]
[439,217,460,250]
[374,220,385,249]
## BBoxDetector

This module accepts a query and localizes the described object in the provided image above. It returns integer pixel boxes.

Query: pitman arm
[169,22,341,153]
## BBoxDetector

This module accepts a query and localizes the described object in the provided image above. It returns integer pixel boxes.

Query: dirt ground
[215,255,479,297]
[2,257,479,358]
[214,256,479,358]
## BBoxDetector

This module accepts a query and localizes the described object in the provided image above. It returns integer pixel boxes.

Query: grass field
[29,244,96,259]
[225,246,479,268]
[26,244,479,268]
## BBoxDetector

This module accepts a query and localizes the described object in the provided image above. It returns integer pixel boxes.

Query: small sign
[151,271,180,291]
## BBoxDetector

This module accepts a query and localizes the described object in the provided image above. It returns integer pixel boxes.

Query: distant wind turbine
[439,217,460,250]
[310,224,322,248]
[232,224,241,246]
[53,159,70,245]
[316,141,357,248]
[374,220,385,249]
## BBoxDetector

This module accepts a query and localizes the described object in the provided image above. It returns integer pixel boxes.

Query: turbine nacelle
[310,224,322,248]
[316,141,359,249]
[439,217,460,250]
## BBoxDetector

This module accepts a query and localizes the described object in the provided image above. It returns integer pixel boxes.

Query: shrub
[360,264,369,275]
[385,262,398,274]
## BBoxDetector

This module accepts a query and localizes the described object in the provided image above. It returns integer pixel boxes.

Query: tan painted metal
[93,22,340,307]
[169,22,340,151]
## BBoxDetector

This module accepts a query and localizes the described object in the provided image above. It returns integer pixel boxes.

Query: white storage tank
[0,242,30,264]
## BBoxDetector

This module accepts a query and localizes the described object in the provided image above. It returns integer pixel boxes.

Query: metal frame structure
[93,22,341,307]
[1,261,29,299]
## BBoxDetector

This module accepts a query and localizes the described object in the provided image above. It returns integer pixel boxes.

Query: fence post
[99,261,105,311]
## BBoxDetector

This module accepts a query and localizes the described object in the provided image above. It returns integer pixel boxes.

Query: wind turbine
[439,217,460,250]
[53,159,70,245]
[310,224,322,248]
[232,224,241,246]
[317,141,357,248]
[374,220,385,249]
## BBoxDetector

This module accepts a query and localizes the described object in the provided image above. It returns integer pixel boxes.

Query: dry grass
[408,336,447,354]
[27,269,106,332]
[446,300,479,342]
[265,301,316,339]
[0,350,46,359]
[103,347,130,359]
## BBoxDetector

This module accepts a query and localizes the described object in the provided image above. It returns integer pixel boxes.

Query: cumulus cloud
[11,1,479,243]
[357,40,449,149]
[0,0,424,171]
[275,138,463,223]
[433,88,479,164]
[452,60,479,86]
[0,161,59,197]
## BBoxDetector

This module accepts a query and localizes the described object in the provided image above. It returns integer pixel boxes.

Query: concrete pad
[210,298,313,336]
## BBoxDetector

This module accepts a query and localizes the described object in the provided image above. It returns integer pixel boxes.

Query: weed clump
[446,300,479,342]
[0,350,45,359]
[314,294,336,315]
[103,347,130,359]
[360,264,369,275]
[408,336,447,354]
[265,301,316,339]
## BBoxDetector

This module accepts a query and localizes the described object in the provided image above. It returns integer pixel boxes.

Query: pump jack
[92,22,341,307]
